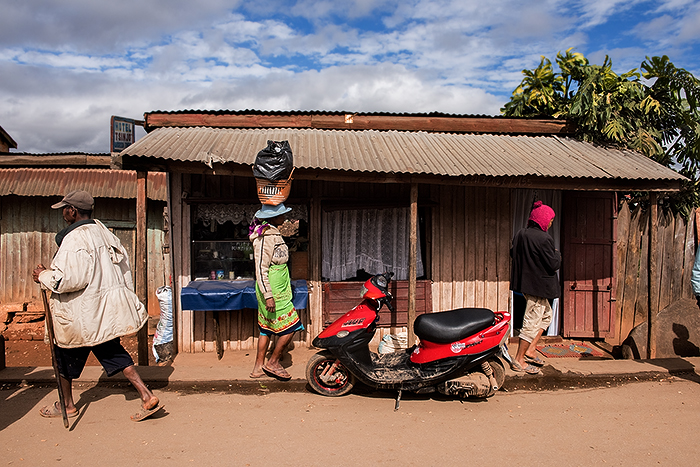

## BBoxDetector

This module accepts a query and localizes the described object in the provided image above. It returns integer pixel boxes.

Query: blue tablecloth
[181,279,308,311]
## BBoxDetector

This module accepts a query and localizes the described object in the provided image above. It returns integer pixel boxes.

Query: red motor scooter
[306,272,512,408]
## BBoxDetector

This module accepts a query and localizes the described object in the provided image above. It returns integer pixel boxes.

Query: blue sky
[1,0,699,153]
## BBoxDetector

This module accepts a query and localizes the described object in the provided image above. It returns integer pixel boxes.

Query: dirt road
[1,377,698,466]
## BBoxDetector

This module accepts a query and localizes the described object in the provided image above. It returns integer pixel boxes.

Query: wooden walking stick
[41,288,70,428]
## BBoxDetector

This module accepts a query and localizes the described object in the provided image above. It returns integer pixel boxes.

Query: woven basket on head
[255,168,294,206]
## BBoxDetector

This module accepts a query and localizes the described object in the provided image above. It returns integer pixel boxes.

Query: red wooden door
[562,192,617,338]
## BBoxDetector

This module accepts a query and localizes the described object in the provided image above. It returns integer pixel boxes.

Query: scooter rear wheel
[306,351,356,397]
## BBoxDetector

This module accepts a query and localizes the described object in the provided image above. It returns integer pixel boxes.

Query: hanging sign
[110,116,135,152]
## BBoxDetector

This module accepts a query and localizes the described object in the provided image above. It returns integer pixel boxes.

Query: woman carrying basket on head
[248,203,303,380]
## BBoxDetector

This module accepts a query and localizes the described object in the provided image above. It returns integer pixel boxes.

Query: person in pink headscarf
[509,201,561,374]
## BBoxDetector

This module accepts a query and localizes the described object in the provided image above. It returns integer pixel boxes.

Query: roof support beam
[144,112,576,135]
[408,183,418,347]
[136,171,149,366]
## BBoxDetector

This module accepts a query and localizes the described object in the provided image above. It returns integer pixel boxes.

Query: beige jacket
[250,224,289,299]
[38,220,147,348]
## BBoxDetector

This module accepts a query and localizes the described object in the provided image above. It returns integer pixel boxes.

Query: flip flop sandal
[39,401,78,419]
[131,404,163,422]
[262,365,292,381]
[525,355,545,366]
[510,361,541,375]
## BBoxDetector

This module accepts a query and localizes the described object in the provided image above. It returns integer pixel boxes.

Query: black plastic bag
[253,140,294,181]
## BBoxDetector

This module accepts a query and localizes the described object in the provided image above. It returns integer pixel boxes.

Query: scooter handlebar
[383,294,395,313]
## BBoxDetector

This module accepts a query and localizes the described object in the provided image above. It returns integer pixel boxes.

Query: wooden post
[136,171,149,366]
[169,172,187,353]
[408,183,418,347]
[647,192,658,359]
[309,181,323,342]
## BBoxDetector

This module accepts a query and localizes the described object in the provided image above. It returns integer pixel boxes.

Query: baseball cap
[51,190,94,210]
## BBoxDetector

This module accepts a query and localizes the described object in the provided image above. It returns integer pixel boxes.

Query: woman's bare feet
[142,395,159,411]
[250,367,265,378]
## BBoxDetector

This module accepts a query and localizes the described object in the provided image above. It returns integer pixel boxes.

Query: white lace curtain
[194,204,308,226]
[322,207,424,281]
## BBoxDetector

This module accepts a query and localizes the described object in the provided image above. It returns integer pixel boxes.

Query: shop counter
[181,279,308,358]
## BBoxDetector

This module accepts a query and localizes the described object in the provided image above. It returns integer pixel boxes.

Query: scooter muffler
[438,372,492,399]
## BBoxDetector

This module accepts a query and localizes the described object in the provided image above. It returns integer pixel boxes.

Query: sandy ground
[1,377,699,466]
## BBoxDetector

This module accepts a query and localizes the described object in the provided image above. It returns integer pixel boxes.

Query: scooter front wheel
[306,351,356,397]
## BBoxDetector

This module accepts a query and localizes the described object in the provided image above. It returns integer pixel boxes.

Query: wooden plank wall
[0,196,167,317]
[430,185,511,313]
[192,307,312,352]
[614,202,695,345]
[0,197,64,308]
[322,280,432,326]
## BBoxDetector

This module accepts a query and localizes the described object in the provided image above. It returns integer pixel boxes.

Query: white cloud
[13,50,131,71]
[0,1,698,153]
[575,0,646,28]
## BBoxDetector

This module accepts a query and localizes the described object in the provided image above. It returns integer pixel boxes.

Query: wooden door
[562,192,617,338]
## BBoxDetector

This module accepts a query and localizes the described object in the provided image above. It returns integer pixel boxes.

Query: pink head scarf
[529,201,555,232]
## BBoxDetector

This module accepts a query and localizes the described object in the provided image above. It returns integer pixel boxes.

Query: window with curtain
[322,207,424,281]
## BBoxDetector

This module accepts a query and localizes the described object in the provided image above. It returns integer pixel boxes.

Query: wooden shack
[119,110,687,355]
[0,152,169,321]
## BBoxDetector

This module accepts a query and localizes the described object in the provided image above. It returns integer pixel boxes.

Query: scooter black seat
[414,308,495,344]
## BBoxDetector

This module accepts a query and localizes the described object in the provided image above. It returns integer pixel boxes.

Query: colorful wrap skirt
[255,264,304,336]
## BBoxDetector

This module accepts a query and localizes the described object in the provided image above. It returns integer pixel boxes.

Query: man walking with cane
[32,190,160,422]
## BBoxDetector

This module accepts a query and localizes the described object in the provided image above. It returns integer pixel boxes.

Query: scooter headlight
[336,330,350,338]
[360,285,368,297]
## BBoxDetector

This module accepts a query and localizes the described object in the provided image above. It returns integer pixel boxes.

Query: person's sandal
[39,401,78,418]
[524,355,545,366]
[510,361,541,375]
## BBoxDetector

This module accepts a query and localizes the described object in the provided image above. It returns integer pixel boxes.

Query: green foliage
[501,50,700,216]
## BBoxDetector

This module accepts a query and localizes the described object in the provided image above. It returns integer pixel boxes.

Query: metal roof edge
[0,125,18,149]
[0,168,167,201]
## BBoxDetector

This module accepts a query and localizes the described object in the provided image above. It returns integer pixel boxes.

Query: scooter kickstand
[394,388,402,411]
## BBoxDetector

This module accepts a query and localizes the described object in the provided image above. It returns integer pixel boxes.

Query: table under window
[181,279,309,358]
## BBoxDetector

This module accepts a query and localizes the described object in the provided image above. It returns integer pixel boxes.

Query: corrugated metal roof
[0,168,167,201]
[122,126,685,183]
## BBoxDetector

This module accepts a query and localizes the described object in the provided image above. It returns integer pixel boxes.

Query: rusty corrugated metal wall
[430,185,511,313]
[0,196,167,317]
